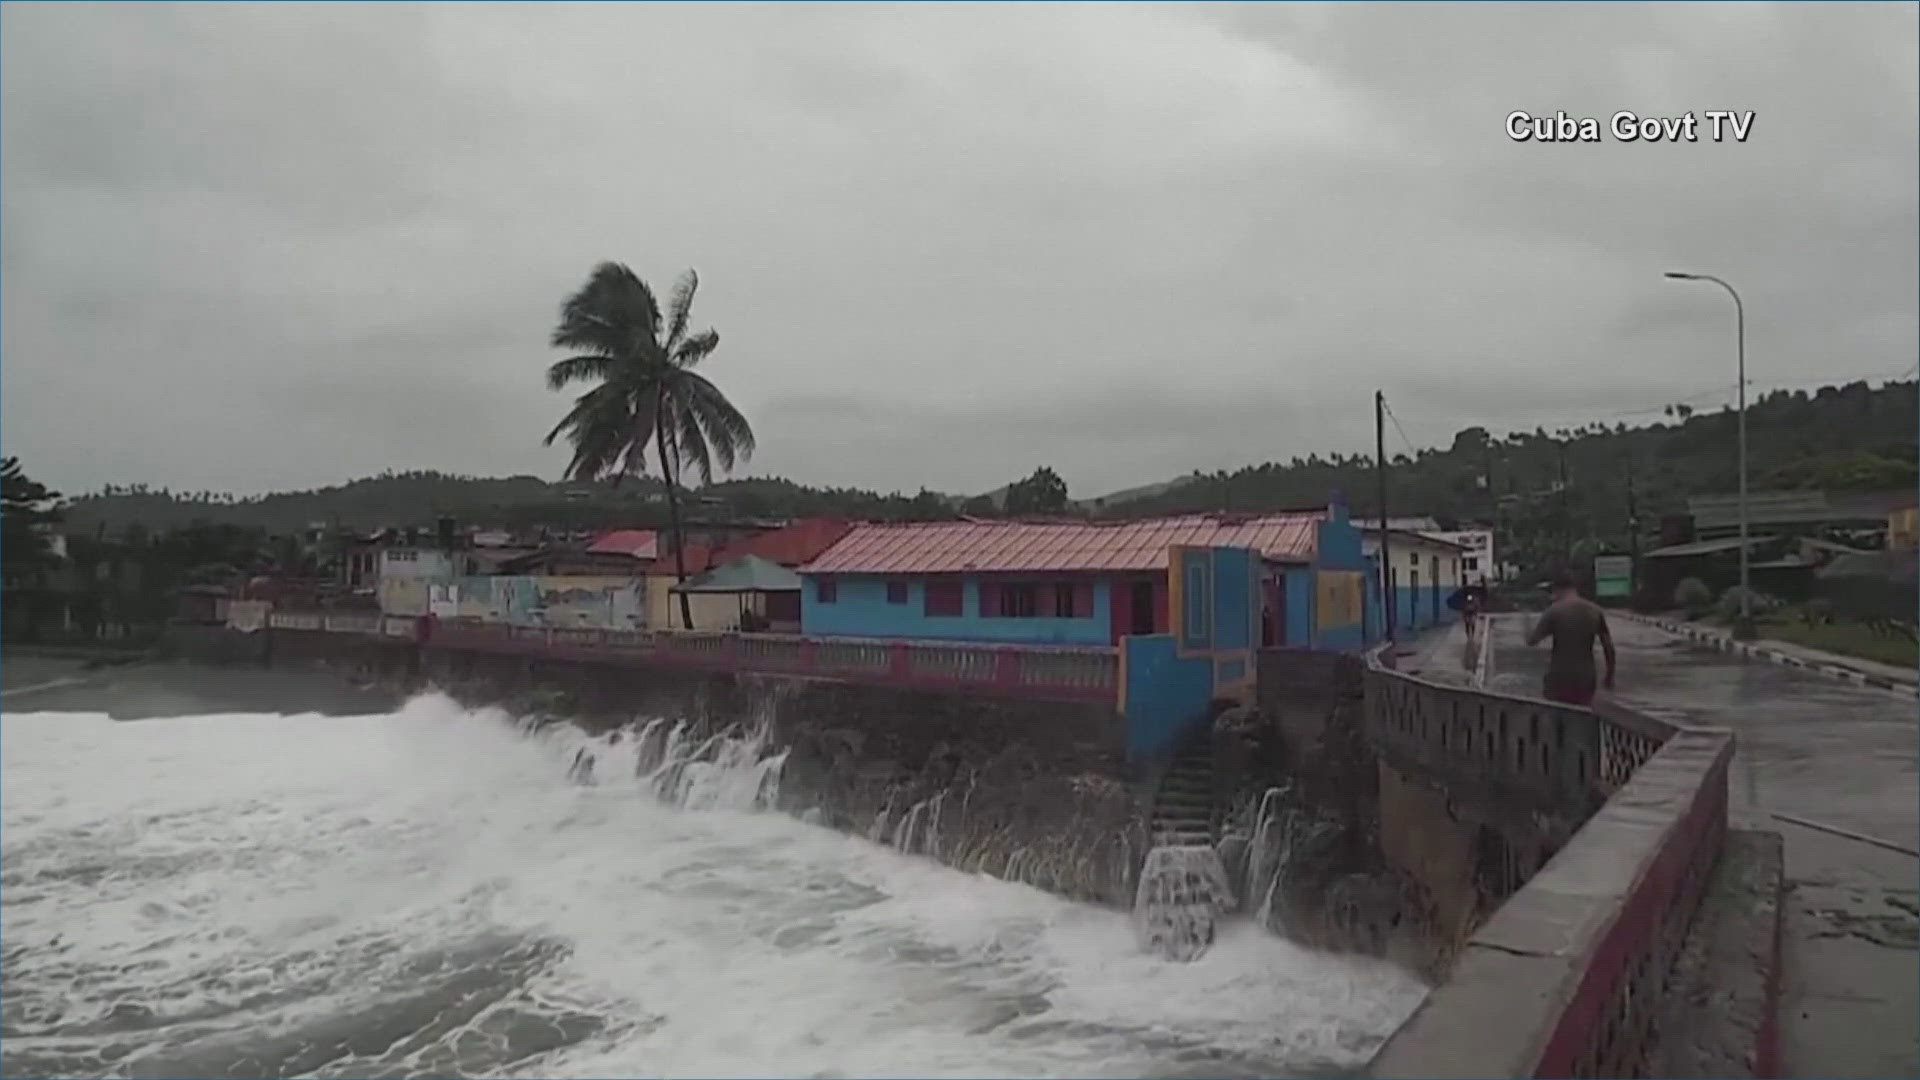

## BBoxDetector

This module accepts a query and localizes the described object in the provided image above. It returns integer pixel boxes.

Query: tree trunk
[654,404,695,631]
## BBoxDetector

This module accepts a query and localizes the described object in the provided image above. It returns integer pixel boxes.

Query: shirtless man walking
[1525,573,1617,707]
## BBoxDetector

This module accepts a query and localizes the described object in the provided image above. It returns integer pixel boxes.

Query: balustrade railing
[265,611,1115,702]
[1364,642,1732,1079]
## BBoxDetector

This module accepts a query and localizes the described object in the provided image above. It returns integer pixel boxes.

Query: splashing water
[2,691,1425,1078]
[1131,846,1237,962]
[1238,790,1340,933]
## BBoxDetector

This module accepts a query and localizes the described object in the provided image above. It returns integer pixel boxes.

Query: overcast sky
[3,2,1914,500]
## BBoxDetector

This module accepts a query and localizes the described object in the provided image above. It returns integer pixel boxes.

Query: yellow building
[1890,505,1918,550]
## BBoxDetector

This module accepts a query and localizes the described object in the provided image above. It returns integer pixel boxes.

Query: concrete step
[1154,831,1214,848]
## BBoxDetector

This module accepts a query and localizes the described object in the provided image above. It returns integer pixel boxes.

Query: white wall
[1361,535,1466,590]
[1425,529,1498,583]
[379,548,461,580]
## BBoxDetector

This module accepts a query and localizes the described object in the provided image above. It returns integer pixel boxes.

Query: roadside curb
[1618,612,1918,701]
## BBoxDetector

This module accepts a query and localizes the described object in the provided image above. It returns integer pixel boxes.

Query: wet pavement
[1492,615,1918,1079]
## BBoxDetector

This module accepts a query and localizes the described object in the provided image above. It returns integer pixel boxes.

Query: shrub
[1717,585,1780,621]
[1675,577,1713,618]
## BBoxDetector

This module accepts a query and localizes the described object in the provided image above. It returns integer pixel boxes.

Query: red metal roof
[801,514,1325,575]
[585,529,658,559]
[714,518,854,568]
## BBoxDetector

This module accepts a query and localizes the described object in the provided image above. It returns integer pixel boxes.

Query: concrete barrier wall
[1363,648,1735,1078]
[158,622,1145,908]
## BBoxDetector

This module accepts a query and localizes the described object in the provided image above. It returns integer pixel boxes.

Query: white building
[377,547,473,616]
[1424,528,1503,584]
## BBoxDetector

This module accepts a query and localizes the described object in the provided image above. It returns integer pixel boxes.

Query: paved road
[1493,614,1918,1079]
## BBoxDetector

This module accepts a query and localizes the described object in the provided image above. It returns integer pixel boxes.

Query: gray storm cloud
[2,2,1913,498]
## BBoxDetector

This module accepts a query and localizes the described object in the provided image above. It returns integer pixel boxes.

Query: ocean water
[0,694,1425,1078]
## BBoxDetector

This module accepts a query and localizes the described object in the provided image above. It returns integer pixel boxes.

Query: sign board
[1593,555,1633,579]
[1593,554,1633,599]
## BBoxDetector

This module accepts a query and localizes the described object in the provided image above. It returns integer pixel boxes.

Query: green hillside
[54,380,1917,581]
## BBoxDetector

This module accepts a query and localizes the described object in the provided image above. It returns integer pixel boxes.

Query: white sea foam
[1,693,1425,1078]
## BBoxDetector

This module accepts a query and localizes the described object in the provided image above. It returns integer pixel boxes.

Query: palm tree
[543,262,755,630]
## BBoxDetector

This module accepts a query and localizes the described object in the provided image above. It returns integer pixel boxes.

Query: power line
[1380,400,1420,461]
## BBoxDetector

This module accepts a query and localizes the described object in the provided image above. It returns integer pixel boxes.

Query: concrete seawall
[207,626,1150,906]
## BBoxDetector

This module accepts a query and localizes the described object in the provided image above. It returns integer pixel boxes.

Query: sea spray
[0,700,1431,1078]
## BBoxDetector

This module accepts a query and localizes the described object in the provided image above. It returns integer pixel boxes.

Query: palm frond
[545,383,637,483]
[674,328,719,369]
[551,262,660,357]
[680,371,757,471]
[542,384,619,446]
[544,354,623,392]
[665,269,698,351]
[671,396,717,486]
[617,387,665,478]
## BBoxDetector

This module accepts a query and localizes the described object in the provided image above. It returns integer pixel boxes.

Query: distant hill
[61,471,966,537]
[54,379,1916,581]
[1079,475,1201,510]
[1093,378,1917,574]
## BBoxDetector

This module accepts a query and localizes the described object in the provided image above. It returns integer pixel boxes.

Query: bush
[1675,577,1713,619]
[1716,585,1780,621]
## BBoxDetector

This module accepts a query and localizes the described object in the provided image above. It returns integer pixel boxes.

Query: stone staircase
[1149,743,1217,848]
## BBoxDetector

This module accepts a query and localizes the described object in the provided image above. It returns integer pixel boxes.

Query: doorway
[1129,580,1156,635]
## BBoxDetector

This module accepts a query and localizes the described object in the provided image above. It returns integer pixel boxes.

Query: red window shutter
[979,582,1000,617]
[1074,583,1093,618]
[1038,586,1058,618]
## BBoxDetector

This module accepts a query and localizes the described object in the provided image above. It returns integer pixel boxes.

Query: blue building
[797,505,1375,651]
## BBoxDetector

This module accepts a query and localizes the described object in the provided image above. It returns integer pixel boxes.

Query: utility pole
[1375,391,1393,642]
[1557,439,1571,571]
[1665,270,1752,638]
[1625,455,1640,603]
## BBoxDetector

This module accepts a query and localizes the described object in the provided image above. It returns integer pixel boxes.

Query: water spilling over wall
[494,671,1148,909]
[1131,846,1235,961]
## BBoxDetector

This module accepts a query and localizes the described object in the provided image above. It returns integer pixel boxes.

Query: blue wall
[1282,566,1314,648]
[801,574,1112,645]
[1210,548,1254,652]
[1361,553,1452,641]
[1315,505,1368,571]
[1123,634,1217,760]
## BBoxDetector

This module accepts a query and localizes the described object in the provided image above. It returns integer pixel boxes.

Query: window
[1184,565,1208,639]
[925,581,962,617]
[1000,584,1038,618]
[1048,582,1093,618]
[1053,584,1076,618]
[814,577,837,604]
[886,581,909,605]
[1463,555,1479,572]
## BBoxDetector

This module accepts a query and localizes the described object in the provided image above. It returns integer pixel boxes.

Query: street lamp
[1665,270,1754,640]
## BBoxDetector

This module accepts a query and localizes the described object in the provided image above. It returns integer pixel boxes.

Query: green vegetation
[1751,606,1918,669]
[1674,577,1712,619]
[1,457,61,588]
[1104,379,1916,578]
[51,378,1914,585]
[542,263,756,629]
